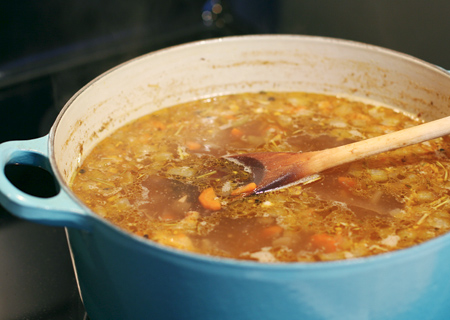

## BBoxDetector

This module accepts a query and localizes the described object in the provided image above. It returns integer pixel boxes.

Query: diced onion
[426,216,450,229]
[153,152,173,162]
[329,120,347,128]
[368,169,388,182]
[414,190,436,203]
[167,166,196,177]
[249,247,277,262]
[380,235,400,247]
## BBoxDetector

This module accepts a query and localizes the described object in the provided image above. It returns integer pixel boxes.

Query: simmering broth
[71,92,450,262]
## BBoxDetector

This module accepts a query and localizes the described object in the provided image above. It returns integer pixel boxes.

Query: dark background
[1,1,449,319]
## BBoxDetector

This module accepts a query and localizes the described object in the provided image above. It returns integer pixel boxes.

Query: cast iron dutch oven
[1,35,450,320]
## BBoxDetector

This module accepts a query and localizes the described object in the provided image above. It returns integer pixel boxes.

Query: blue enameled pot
[1,35,450,320]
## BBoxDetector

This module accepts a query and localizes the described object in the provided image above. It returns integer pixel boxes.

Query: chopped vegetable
[310,234,339,253]
[186,141,202,151]
[231,127,244,138]
[261,225,284,239]
[198,187,221,211]
[337,176,357,189]
[230,182,257,196]
[368,169,389,182]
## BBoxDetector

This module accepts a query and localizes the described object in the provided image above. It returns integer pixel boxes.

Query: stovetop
[1,1,450,319]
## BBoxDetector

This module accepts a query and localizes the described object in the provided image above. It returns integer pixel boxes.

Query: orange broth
[70,92,450,262]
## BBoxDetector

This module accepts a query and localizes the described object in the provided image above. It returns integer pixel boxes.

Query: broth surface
[71,92,450,262]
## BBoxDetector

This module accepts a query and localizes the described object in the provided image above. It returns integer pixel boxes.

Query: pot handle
[0,136,92,230]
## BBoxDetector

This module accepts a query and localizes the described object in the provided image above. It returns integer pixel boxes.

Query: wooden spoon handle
[308,115,450,172]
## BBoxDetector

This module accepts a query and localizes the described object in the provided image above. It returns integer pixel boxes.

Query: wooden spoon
[225,115,450,195]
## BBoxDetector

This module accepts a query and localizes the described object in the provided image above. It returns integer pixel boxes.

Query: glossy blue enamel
[0,136,90,229]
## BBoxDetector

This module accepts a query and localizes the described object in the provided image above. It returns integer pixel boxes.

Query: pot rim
[50,34,450,271]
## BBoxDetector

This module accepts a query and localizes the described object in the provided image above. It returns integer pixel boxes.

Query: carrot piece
[231,127,244,138]
[230,182,257,196]
[337,176,357,189]
[198,187,221,211]
[261,225,284,239]
[310,233,338,253]
[186,141,202,151]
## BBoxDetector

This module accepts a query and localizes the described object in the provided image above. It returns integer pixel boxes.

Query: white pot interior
[50,35,450,186]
